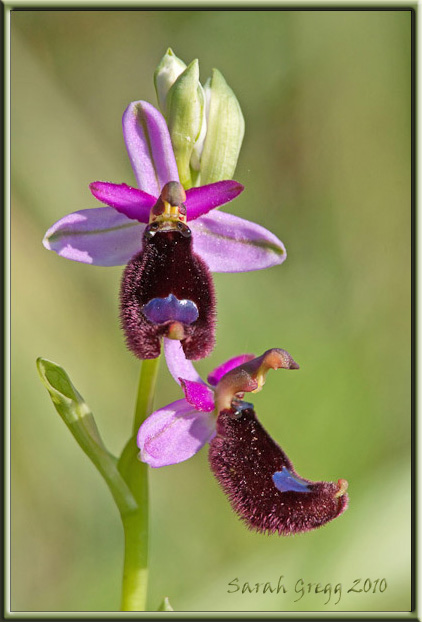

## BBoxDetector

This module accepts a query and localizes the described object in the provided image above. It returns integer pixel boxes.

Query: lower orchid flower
[138,339,349,535]
[43,101,286,359]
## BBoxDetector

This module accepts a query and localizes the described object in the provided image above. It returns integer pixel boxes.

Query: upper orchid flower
[43,101,286,359]
[138,340,349,535]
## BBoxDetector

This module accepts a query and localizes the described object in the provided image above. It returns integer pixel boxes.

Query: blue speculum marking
[272,467,311,493]
[231,399,255,417]
[142,293,199,325]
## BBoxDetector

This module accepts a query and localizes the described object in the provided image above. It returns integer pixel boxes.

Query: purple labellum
[209,407,348,535]
[142,294,199,325]
[120,224,216,360]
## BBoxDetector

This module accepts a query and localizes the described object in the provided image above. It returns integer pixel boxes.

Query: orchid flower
[138,339,349,535]
[43,101,286,359]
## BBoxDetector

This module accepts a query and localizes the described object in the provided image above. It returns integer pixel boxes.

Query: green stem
[133,356,161,434]
[118,356,161,612]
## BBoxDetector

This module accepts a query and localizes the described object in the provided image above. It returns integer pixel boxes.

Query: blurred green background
[11,9,411,613]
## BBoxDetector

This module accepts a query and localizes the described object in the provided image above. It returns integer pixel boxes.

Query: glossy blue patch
[231,399,255,417]
[272,467,310,493]
[142,294,199,325]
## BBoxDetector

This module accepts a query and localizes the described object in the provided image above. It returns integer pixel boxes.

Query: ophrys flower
[43,102,286,359]
[138,340,349,535]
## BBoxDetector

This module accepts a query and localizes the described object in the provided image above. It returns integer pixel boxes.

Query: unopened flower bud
[154,48,187,114]
[166,59,206,189]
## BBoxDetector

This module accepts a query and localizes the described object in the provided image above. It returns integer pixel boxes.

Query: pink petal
[180,379,215,412]
[185,181,244,221]
[137,399,216,467]
[123,101,180,197]
[163,338,204,385]
[189,211,286,273]
[207,354,256,387]
[43,207,144,266]
[89,182,156,222]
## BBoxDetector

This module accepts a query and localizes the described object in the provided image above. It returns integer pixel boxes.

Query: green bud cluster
[154,48,245,189]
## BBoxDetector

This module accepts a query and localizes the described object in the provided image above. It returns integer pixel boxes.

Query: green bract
[157,597,174,611]
[200,69,245,185]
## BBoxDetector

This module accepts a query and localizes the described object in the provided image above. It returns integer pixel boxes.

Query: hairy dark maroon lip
[208,405,349,535]
[120,218,216,360]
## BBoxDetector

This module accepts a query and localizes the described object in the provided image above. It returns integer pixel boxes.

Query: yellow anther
[149,182,188,225]
[149,201,187,225]
[250,371,266,394]
[170,204,180,218]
